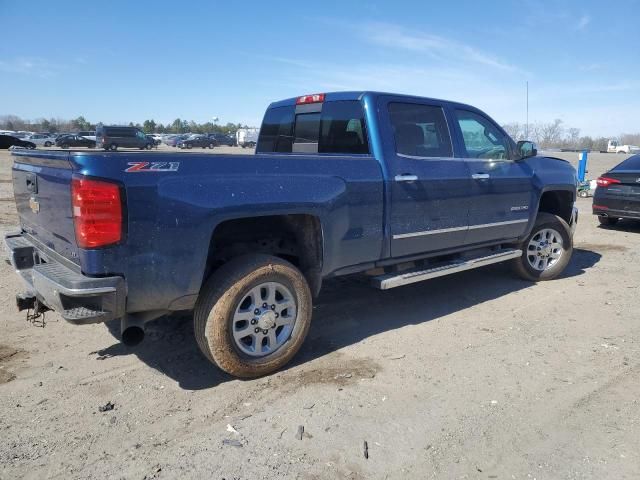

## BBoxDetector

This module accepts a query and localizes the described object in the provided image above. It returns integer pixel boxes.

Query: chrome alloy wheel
[231,282,297,357]
[527,228,564,271]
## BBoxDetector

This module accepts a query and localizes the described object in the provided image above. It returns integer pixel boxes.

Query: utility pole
[525,81,529,139]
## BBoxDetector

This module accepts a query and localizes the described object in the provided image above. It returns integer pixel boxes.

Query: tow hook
[16,293,50,327]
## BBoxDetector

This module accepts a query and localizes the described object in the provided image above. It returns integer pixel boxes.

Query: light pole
[525,81,529,140]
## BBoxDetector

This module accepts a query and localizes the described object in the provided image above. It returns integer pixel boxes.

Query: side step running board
[372,249,522,290]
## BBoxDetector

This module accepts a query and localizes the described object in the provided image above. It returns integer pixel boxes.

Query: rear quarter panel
[72,152,384,313]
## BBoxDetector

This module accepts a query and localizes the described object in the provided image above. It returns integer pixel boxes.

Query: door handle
[395,174,418,182]
[472,173,490,180]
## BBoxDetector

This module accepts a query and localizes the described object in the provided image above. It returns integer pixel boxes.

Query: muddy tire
[194,254,312,378]
[598,216,619,226]
[512,212,573,281]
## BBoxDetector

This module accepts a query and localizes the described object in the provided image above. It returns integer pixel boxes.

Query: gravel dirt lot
[0,148,638,480]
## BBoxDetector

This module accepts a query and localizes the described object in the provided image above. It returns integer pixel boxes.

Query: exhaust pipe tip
[120,311,168,347]
[121,325,145,346]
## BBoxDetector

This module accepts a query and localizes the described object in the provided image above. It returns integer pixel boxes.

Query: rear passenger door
[450,108,534,244]
[379,97,471,258]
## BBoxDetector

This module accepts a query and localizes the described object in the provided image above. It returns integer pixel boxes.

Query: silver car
[26,134,57,147]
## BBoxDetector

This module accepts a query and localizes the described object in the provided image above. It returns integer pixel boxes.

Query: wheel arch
[201,213,325,297]
[536,187,575,225]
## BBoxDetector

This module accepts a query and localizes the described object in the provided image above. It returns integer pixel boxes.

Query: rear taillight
[71,176,122,248]
[596,176,621,187]
[296,93,325,105]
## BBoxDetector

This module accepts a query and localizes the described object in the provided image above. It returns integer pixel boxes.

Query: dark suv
[207,133,236,146]
[96,125,154,151]
[177,134,216,149]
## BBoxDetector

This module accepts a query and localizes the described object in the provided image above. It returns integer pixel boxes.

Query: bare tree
[566,128,580,149]
[536,119,564,148]
[502,122,525,141]
[620,133,640,145]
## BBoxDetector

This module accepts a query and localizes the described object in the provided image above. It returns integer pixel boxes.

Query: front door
[381,98,471,258]
[451,108,534,245]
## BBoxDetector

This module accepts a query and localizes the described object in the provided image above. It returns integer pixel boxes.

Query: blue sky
[1,0,638,136]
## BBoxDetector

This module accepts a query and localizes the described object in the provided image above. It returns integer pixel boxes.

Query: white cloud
[576,14,591,31]
[359,22,522,73]
[0,58,59,78]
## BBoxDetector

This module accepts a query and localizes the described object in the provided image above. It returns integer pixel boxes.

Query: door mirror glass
[517,140,537,159]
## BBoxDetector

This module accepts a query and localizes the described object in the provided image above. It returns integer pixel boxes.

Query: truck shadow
[598,219,640,233]
[99,248,601,390]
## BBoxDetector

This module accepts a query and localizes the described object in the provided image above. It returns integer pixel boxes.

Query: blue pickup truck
[6,91,578,377]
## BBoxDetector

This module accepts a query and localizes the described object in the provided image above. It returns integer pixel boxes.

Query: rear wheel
[44,141,52,147]
[187,144,192,149]
[209,143,215,149]
[194,254,312,378]
[109,144,118,151]
[60,143,69,149]
[512,212,573,281]
[598,216,619,226]
[145,144,153,150]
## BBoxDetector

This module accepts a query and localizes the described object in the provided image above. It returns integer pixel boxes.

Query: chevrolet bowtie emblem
[29,196,40,213]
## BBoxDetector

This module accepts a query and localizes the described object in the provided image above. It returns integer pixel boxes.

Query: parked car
[96,125,154,150]
[146,134,161,146]
[0,135,35,149]
[165,134,190,147]
[177,134,216,149]
[208,133,236,146]
[236,128,259,148]
[593,154,640,225]
[55,134,96,149]
[148,134,163,145]
[26,134,57,147]
[5,91,577,379]
[77,130,97,141]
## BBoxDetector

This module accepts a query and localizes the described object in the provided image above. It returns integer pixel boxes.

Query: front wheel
[194,254,312,378]
[208,143,215,149]
[44,141,52,147]
[512,212,573,281]
[109,144,118,151]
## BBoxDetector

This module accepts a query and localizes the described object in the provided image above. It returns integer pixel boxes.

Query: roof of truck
[267,91,478,112]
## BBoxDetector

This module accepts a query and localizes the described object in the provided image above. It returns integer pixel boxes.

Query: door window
[388,103,453,158]
[455,110,511,160]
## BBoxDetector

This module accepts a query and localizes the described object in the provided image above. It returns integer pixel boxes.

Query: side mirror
[517,140,537,159]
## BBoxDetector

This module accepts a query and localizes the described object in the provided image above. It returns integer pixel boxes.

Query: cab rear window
[257,100,369,155]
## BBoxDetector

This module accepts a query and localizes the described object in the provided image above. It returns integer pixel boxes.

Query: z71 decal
[125,162,180,173]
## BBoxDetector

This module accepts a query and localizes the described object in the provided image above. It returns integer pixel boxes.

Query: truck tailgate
[11,150,80,265]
